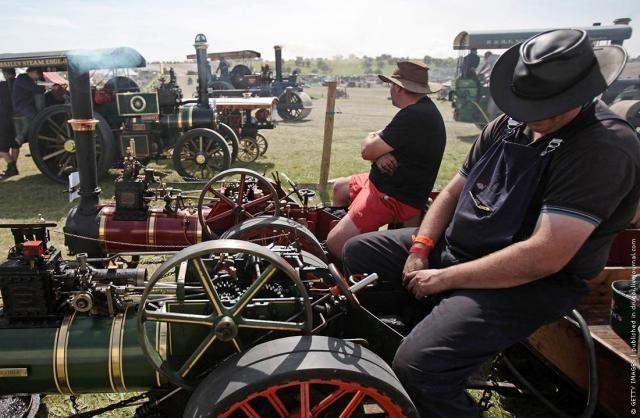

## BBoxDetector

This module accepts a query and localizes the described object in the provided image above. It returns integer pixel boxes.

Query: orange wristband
[412,235,434,249]
[409,244,431,258]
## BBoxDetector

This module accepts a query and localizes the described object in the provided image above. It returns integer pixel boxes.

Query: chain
[68,392,148,418]
[478,353,503,411]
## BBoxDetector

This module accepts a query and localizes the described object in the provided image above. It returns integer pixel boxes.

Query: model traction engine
[1,41,418,418]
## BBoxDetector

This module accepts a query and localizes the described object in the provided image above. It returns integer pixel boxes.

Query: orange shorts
[348,173,420,232]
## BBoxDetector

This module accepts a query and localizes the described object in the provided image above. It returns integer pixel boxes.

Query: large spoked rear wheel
[172,128,231,180]
[137,240,312,390]
[184,336,419,418]
[28,104,115,184]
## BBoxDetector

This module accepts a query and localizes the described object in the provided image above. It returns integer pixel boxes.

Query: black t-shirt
[460,100,640,279]
[370,97,446,209]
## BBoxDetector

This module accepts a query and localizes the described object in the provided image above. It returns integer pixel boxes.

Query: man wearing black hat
[326,61,446,260]
[343,29,640,416]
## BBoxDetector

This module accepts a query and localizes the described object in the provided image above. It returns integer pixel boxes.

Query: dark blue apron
[439,104,631,266]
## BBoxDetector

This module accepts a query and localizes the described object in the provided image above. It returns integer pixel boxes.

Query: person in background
[12,66,45,145]
[0,68,18,178]
[326,61,446,260]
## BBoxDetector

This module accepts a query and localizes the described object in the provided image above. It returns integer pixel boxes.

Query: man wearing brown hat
[326,61,446,260]
[343,29,640,416]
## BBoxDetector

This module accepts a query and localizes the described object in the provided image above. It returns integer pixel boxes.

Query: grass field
[0,87,561,417]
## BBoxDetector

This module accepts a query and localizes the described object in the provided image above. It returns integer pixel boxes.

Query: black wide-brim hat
[490,29,627,122]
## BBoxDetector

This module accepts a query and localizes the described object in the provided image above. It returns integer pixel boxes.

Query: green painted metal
[0,327,57,394]
[0,309,161,395]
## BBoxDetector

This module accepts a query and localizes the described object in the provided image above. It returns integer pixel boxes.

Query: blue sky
[0,0,637,61]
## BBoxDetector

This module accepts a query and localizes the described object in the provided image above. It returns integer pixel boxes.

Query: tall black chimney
[194,34,210,108]
[274,45,283,82]
[67,67,100,214]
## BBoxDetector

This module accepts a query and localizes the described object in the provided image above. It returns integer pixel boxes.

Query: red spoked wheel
[184,336,419,418]
[197,168,280,239]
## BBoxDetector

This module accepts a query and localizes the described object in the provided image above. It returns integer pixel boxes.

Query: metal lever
[348,273,378,294]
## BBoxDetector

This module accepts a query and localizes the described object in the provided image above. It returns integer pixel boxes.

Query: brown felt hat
[379,61,441,94]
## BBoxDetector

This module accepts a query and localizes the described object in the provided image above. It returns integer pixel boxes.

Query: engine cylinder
[159,105,216,131]
[98,206,203,253]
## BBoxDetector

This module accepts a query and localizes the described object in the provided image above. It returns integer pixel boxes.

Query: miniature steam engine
[0,219,419,417]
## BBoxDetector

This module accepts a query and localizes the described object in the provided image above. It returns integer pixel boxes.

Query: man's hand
[402,253,429,283]
[404,269,448,299]
[375,153,398,175]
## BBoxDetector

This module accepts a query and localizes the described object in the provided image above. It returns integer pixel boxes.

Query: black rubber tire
[255,133,268,156]
[221,215,328,262]
[172,128,231,180]
[28,105,115,184]
[217,122,240,162]
[183,336,419,418]
[237,137,260,163]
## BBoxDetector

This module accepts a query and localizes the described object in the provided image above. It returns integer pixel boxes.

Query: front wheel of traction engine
[172,128,231,180]
[183,335,419,417]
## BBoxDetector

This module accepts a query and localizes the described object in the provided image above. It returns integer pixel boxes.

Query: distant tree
[295,56,304,67]
[304,59,312,67]
[316,58,332,74]
[362,56,374,73]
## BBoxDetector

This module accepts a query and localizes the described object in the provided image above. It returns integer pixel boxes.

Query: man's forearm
[415,175,465,243]
[442,239,562,289]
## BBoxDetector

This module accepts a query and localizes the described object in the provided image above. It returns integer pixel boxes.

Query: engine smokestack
[274,45,283,82]
[194,34,210,108]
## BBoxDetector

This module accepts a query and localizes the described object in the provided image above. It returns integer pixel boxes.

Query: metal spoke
[39,135,64,143]
[231,338,242,353]
[300,382,311,417]
[43,148,66,161]
[178,331,218,378]
[231,264,277,316]
[243,194,274,211]
[209,187,238,210]
[237,173,246,205]
[237,318,305,332]
[56,155,73,176]
[191,257,225,316]
[339,390,365,418]
[239,403,261,418]
[47,117,68,139]
[312,387,349,416]
[266,392,288,418]
[144,310,211,326]
[199,136,203,153]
